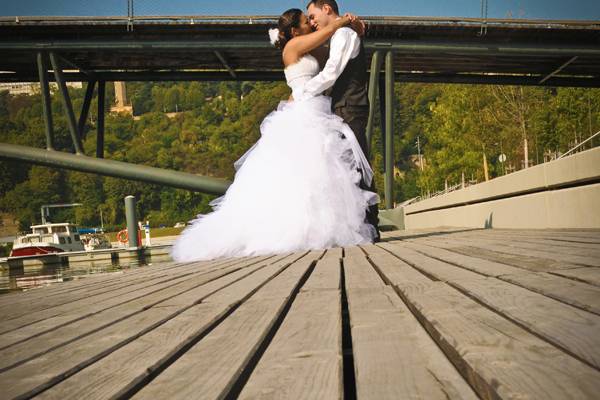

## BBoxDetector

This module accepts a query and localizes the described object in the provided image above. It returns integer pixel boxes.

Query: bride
[171,9,379,262]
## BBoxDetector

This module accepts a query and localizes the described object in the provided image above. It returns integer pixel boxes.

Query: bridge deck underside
[0,17,599,86]
[1,228,599,399]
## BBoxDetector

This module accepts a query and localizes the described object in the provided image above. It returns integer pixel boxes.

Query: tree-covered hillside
[0,81,598,232]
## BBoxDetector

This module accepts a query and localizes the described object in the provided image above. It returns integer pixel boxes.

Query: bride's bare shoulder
[282,43,301,68]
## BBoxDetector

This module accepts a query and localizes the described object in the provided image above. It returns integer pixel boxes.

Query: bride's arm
[283,15,352,65]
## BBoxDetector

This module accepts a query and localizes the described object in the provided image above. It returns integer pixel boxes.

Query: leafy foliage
[0,82,598,230]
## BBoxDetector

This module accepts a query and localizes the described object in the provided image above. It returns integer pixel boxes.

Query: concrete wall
[403,147,600,230]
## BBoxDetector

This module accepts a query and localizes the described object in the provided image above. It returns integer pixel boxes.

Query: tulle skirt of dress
[171,95,379,262]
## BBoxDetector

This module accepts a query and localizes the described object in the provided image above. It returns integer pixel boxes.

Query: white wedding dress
[171,54,379,262]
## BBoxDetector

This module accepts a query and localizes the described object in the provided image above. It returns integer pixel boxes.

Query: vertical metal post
[366,51,383,159]
[49,52,84,154]
[378,75,386,165]
[124,195,138,248]
[384,51,395,209]
[96,81,105,159]
[36,52,55,150]
[78,80,96,140]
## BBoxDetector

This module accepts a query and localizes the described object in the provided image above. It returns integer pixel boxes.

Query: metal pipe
[3,72,599,88]
[366,51,383,158]
[214,51,237,78]
[0,71,283,83]
[57,54,97,80]
[366,40,600,56]
[96,81,105,159]
[2,40,599,56]
[539,56,578,84]
[393,73,600,87]
[36,52,54,150]
[49,52,85,154]
[384,51,395,210]
[78,80,96,140]
[0,40,273,51]
[0,15,598,26]
[124,195,138,248]
[0,142,231,195]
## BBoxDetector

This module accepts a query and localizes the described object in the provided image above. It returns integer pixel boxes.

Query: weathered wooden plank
[380,242,600,370]
[447,233,600,266]
[0,256,273,371]
[348,287,479,400]
[384,229,600,245]
[300,248,341,292]
[0,256,262,343]
[398,241,527,277]
[343,246,385,289]
[0,253,301,399]
[395,280,600,399]
[237,291,342,400]
[0,257,236,317]
[380,228,466,240]
[359,244,432,286]
[131,251,323,400]
[487,229,600,243]
[501,272,600,315]
[464,231,600,254]
[429,235,600,267]
[551,267,600,287]
[0,260,189,307]
[0,260,213,319]
[399,240,600,315]
[238,256,341,400]
[13,255,232,302]
[343,248,478,400]
[413,237,578,272]
[547,236,600,244]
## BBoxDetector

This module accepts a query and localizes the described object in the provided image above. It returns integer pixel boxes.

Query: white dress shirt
[297,26,360,100]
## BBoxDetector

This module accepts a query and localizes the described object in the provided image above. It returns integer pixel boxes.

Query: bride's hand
[346,14,366,37]
[335,13,353,29]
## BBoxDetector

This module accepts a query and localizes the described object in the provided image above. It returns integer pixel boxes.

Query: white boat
[10,223,85,257]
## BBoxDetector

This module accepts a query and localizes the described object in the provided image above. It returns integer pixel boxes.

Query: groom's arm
[297,27,360,100]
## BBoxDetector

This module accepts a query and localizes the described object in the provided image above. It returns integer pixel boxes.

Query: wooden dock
[0,228,599,399]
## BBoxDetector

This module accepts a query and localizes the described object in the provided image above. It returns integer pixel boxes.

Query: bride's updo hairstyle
[274,8,303,50]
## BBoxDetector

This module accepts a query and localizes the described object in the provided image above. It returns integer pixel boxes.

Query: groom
[299,0,380,241]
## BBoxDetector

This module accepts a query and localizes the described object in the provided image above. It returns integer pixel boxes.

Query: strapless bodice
[284,54,320,100]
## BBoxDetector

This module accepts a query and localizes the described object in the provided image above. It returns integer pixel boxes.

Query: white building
[0,82,83,96]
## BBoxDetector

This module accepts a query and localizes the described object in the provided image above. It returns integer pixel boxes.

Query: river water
[0,253,173,294]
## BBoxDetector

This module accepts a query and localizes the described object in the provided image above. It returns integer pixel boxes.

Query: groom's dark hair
[306,0,339,15]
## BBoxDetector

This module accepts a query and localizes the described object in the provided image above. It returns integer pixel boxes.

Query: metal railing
[414,130,599,204]
[558,130,600,159]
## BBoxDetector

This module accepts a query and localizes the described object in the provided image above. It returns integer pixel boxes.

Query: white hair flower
[268,28,280,46]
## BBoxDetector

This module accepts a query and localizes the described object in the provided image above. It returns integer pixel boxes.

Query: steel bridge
[0,16,599,208]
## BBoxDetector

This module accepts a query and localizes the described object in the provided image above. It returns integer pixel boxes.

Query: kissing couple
[173,0,381,262]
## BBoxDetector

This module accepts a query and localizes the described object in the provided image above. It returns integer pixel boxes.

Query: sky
[0,0,599,20]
